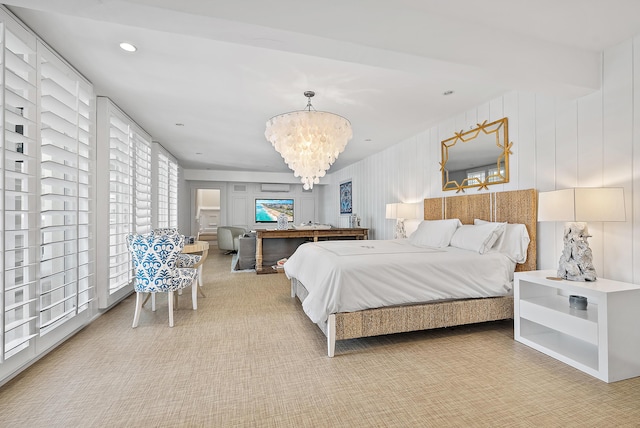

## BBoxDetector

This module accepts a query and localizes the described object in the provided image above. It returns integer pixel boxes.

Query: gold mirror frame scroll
[440,117,512,192]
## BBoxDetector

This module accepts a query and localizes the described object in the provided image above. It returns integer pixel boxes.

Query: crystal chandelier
[265,91,352,190]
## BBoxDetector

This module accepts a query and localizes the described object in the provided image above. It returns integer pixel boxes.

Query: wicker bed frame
[291,188,538,357]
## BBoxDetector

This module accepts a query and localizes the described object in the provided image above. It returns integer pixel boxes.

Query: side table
[514,270,640,382]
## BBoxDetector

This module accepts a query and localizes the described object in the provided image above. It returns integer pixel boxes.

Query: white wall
[198,189,220,208]
[321,35,640,284]
[184,180,319,235]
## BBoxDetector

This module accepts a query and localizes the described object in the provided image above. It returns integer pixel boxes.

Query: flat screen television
[255,198,294,223]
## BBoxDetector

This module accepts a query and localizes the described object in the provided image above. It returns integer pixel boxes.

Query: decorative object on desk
[264,91,352,190]
[277,212,289,230]
[293,223,331,230]
[538,187,625,281]
[340,179,353,215]
[348,214,360,228]
[569,295,588,310]
[386,203,416,239]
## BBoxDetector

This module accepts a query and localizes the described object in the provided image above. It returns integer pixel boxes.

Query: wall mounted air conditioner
[261,183,290,192]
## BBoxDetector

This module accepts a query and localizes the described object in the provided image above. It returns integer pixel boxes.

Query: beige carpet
[1,250,639,427]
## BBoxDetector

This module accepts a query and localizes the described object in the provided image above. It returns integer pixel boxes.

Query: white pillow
[474,219,530,263]
[404,219,422,238]
[450,223,506,254]
[409,219,461,248]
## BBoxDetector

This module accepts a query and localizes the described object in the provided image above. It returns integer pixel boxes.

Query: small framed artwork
[339,180,352,215]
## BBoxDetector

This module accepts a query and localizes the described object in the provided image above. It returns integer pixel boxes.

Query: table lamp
[538,187,625,281]
[386,203,416,239]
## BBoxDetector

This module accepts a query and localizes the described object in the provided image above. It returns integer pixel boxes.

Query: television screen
[255,199,294,223]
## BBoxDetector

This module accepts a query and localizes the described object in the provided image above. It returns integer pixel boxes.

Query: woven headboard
[423,189,537,272]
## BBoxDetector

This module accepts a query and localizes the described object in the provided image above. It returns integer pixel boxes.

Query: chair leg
[168,291,174,327]
[151,293,156,311]
[197,265,206,297]
[192,278,198,310]
[132,292,144,328]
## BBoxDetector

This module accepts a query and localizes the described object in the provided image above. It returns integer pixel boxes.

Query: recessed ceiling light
[443,90,454,96]
[119,42,137,52]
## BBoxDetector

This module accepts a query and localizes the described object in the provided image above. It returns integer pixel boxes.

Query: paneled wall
[183,181,319,236]
[321,35,640,284]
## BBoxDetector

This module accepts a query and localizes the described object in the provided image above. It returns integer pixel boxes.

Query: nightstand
[514,270,640,383]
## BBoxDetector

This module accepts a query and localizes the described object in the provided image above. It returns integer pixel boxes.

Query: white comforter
[284,239,516,324]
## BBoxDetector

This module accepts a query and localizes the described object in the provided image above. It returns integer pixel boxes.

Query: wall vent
[233,184,247,192]
[260,183,290,192]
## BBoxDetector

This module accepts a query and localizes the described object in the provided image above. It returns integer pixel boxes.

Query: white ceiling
[6,0,640,175]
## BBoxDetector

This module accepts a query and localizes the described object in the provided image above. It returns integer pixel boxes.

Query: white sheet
[284,239,516,324]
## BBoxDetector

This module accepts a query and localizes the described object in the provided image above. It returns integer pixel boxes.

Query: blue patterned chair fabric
[127,232,198,327]
[150,228,202,267]
[126,233,197,293]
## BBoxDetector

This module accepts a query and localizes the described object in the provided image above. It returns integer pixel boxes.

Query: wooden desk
[255,228,368,272]
[183,240,209,263]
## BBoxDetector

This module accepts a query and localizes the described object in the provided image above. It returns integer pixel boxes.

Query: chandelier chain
[304,90,315,112]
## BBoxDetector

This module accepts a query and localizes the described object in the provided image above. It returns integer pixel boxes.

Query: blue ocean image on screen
[255,203,276,221]
[255,199,294,222]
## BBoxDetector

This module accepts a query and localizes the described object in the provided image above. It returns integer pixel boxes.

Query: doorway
[195,188,221,243]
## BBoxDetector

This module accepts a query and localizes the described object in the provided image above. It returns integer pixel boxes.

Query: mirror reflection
[440,118,511,192]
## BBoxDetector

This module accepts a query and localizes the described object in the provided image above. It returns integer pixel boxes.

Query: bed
[285,188,537,357]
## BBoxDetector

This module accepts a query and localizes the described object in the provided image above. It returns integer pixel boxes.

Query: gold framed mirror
[440,117,511,192]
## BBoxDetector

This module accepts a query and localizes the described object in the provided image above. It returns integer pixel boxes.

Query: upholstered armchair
[217,226,246,254]
[126,232,198,327]
[151,228,202,268]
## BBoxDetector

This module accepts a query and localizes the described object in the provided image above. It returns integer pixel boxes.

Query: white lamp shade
[385,203,416,220]
[385,203,398,219]
[538,187,625,222]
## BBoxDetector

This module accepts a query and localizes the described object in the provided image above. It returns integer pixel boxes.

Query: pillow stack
[409,219,462,248]
[473,219,530,263]
[407,218,530,263]
[449,222,506,254]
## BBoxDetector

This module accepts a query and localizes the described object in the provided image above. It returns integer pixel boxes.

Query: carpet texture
[0,248,639,427]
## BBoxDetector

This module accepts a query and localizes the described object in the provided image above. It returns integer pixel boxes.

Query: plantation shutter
[38,44,94,335]
[1,20,38,359]
[133,131,152,234]
[107,113,133,295]
[157,152,169,229]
